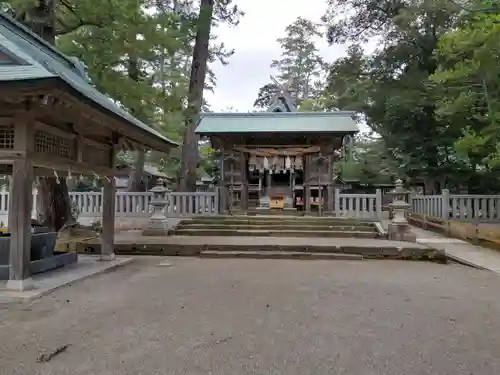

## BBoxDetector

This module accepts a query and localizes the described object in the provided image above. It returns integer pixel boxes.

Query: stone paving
[410,226,500,273]
[1,257,500,374]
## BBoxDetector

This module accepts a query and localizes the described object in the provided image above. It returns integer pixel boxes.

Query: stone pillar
[387,179,416,242]
[142,178,169,236]
[101,176,116,260]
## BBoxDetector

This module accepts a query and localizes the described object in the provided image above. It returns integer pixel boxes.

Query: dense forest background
[2,0,500,199]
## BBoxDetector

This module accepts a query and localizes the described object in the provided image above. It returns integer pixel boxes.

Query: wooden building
[115,164,173,191]
[0,13,177,290]
[195,87,358,214]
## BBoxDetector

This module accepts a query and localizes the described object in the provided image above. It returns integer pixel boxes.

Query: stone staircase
[76,215,442,261]
[173,216,381,239]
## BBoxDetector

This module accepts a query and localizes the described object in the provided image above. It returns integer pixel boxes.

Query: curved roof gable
[0,12,178,151]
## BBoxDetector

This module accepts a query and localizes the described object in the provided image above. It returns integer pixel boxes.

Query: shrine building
[195,88,359,215]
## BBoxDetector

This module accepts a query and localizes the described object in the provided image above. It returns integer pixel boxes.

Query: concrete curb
[444,254,490,271]
[199,250,364,261]
[0,257,133,304]
[416,241,487,270]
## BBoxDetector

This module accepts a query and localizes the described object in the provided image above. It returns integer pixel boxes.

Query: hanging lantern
[263,157,269,170]
[285,156,291,170]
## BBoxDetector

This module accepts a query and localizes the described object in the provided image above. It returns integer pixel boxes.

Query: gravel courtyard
[1,258,500,375]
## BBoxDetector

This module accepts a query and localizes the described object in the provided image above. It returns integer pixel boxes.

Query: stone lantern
[142,178,169,236]
[386,179,416,242]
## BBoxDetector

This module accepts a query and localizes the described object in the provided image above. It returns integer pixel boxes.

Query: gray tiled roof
[196,111,359,134]
[0,12,178,149]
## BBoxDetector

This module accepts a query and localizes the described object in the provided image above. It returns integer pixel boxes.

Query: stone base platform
[0,252,78,280]
[0,255,132,303]
[75,233,445,262]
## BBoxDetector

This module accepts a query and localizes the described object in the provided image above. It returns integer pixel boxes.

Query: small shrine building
[196,88,359,215]
[0,12,177,290]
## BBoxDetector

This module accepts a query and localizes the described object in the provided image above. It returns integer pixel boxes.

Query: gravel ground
[1,258,500,375]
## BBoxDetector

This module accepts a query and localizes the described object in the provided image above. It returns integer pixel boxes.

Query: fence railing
[336,189,382,220]
[0,188,219,221]
[411,190,500,222]
[0,188,383,222]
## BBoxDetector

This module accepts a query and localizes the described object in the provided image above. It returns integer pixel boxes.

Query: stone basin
[0,231,78,280]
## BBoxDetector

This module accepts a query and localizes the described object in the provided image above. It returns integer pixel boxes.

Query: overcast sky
[205,0,350,112]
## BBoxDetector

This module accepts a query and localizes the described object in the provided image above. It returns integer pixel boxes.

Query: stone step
[187,217,372,225]
[246,210,301,216]
[76,235,445,261]
[191,214,363,220]
[177,223,377,231]
[173,229,379,238]
[199,250,364,261]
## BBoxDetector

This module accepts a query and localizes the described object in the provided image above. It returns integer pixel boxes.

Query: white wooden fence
[0,188,219,226]
[2,186,498,225]
[411,189,500,222]
[70,191,220,218]
[0,188,383,224]
[336,189,382,220]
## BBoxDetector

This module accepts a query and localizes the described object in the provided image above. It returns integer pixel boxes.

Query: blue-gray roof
[196,111,359,134]
[0,12,178,151]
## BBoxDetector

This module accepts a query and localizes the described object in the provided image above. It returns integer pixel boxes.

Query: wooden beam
[0,150,27,160]
[75,134,84,163]
[34,120,77,141]
[2,86,175,154]
[54,89,173,153]
[31,154,114,176]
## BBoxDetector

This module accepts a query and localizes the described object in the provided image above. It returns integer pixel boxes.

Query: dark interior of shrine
[268,171,289,186]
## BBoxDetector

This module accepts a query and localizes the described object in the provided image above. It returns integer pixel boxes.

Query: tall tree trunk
[126,57,146,192]
[19,0,73,230]
[177,0,214,192]
[128,150,146,192]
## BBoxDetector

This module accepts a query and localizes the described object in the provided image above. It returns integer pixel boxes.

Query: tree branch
[56,0,107,35]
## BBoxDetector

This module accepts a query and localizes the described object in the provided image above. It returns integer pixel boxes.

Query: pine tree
[255,17,326,109]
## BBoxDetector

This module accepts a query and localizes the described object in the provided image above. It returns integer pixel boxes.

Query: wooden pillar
[325,185,333,214]
[101,177,116,260]
[218,147,227,213]
[240,152,248,211]
[304,155,311,213]
[7,114,34,291]
[101,143,117,261]
[325,155,334,214]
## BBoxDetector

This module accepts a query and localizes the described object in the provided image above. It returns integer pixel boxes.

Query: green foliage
[337,135,398,184]
[254,17,327,109]
[322,0,480,192]
[2,0,241,182]
[431,6,500,167]
[321,0,500,192]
